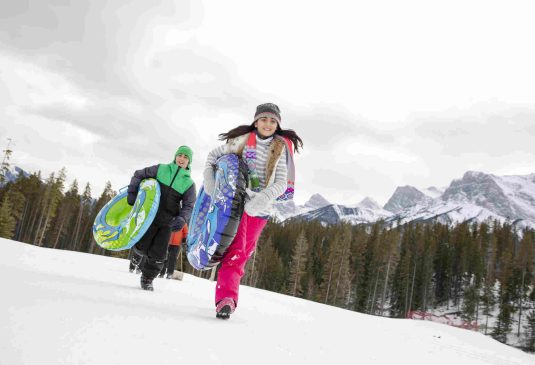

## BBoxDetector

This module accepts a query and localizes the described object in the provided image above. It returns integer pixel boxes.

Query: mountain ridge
[275,171,535,229]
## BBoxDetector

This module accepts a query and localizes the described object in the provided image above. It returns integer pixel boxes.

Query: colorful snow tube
[187,154,248,270]
[92,178,160,251]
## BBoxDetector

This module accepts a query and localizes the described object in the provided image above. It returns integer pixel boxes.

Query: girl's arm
[204,143,231,169]
[203,143,231,195]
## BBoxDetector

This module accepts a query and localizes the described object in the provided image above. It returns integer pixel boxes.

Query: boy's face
[175,153,189,169]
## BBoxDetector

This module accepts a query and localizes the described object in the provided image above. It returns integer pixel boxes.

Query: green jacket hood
[156,163,194,194]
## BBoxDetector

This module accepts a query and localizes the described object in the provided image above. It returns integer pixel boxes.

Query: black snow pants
[160,245,180,277]
[133,222,172,280]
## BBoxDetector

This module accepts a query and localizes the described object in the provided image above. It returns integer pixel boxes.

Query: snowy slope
[2,238,533,365]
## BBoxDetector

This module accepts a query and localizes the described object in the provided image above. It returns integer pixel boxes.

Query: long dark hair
[218,122,303,153]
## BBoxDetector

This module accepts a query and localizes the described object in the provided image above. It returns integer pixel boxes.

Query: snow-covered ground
[1,238,533,365]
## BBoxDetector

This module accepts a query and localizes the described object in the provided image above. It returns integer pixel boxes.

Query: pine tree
[304,224,329,301]
[88,181,115,254]
[49,180,80,249]
[433,224,452,307]
[479,223,500,333]
[32,172,55,244]
[287,230,309,297]
[5,189,25,239]
[255,236,285,292]
[350,224,369,312]
[36,168,66,246]
[16,172,43,242]
[390,223,416,317]
[361,223,381,313]
[74,183,93,252]
[524,286,535,352]
[319,225,352,307]
[378,227,400,316]
[515,229,534,336]
[462,278,480,323]
[525,309,535,353]
[492,226,516,344]
[0,195,16,238]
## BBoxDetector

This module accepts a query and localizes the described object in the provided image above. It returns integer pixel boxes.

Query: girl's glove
[203,167,216,197]
[244,192,270,217]
[245,188,258,200]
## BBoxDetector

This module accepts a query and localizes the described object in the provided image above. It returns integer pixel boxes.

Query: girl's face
[175,153,189,169]
[255,117,278,138]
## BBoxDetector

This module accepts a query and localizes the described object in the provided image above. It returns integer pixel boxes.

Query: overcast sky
[2,0,535,206]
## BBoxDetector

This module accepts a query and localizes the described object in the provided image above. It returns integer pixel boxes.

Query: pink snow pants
[215,212,267,307]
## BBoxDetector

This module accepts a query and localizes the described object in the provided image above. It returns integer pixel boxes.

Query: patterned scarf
[244,131,295,201]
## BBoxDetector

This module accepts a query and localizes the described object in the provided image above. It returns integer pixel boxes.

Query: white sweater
[204,134,288,217]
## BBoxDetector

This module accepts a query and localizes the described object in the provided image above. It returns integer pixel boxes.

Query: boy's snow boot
[216,298,236,319]
[140,275,154,291]
[131,247,144,270]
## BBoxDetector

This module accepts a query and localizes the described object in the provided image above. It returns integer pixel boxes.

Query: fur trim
[265,137,285,184]
[228,134,248,156]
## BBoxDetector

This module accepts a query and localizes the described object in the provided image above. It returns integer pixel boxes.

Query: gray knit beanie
[253,103,281,125]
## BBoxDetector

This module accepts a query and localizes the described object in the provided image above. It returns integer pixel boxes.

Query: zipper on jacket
[169,166,181,187]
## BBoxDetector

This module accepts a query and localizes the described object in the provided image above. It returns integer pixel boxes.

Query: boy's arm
[127,164,159,205]
[170,183,197,232]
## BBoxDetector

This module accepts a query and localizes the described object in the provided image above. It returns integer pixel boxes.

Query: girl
[203,103,303,319]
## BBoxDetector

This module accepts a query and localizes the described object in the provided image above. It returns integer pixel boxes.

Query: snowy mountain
[271,193,331,222]
[443,171,535,222]
[423,186,445,199]
[386,172,535,229]
[304,193,331,210]
[291,197,392,225]
[3,238,533,364]
[384,185,434,214]
[0,166,29,185]
[281,171,535,229]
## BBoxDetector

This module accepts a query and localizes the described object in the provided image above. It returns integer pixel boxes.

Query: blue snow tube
[187,154,248,270]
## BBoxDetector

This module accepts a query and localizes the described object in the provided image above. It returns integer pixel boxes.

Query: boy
[128,146,196,291]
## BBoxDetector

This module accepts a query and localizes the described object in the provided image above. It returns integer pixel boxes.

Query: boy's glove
[244,192,270,217]
[170,216,186,232]
[127,192,137,206]
[203,167,216,197]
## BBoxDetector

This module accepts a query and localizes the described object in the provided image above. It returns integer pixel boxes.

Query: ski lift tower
[1,138,13,184]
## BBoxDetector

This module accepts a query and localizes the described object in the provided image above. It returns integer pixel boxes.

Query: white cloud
[1,0,535,206]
